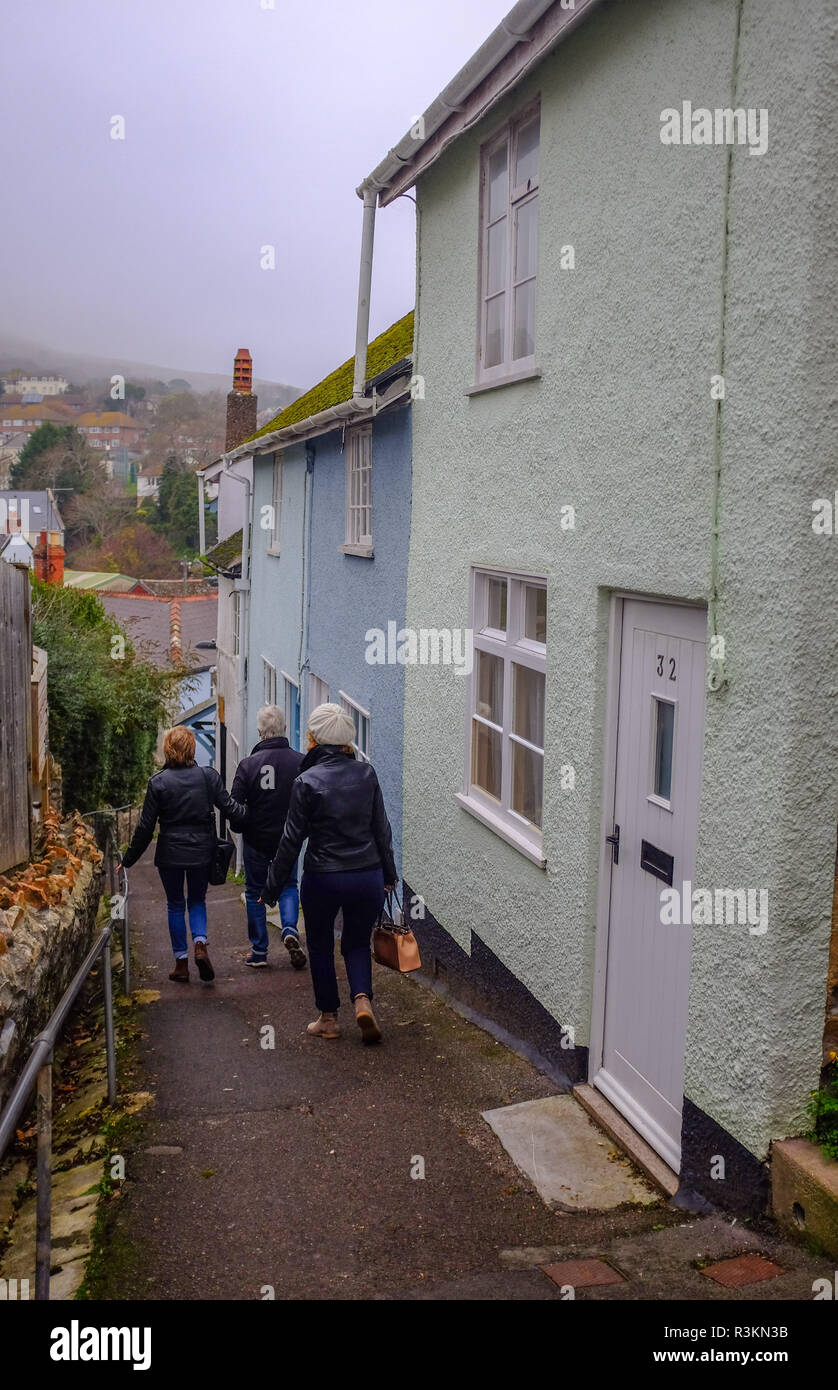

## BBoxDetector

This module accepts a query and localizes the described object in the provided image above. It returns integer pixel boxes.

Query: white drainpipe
[220,463,252,770]
[197,472,206,556]
[352,189,378,398]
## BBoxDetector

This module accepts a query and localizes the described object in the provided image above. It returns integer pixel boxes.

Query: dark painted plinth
[679,1097,770,1217]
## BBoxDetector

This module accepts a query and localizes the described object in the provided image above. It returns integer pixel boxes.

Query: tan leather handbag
[373,891,421,973]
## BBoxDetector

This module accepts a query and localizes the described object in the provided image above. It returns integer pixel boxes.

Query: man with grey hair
[230,705,306,969]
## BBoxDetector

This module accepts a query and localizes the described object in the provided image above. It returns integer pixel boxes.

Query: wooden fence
[0,563,33,873]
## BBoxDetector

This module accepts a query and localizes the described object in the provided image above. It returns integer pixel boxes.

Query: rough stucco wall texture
[403,0,838,1159]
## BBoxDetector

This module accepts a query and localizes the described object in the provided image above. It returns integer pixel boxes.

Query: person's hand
[384,883,396,893]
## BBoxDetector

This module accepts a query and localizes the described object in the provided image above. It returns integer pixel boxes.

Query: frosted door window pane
[654,699,674,801]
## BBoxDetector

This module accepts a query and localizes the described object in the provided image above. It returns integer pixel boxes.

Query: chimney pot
[233,349,253,395]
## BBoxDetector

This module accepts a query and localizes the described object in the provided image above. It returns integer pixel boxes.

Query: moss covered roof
[204,528,243,570]
[246,310,414,445]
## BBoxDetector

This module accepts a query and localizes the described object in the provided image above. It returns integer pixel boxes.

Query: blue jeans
[157,864,210,960]
[243,841,299,959]
[300,867,385,1013]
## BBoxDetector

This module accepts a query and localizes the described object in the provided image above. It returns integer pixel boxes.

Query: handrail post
[103,937,117,1106]
[35,1055,53,1301]
[107,826,116,898]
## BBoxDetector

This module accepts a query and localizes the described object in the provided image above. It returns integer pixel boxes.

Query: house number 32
[657,654,677,681]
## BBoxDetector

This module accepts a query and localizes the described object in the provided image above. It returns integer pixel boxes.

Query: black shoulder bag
[201,768,235,886]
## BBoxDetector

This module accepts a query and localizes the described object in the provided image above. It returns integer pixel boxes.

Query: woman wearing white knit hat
[264,703,397,1043]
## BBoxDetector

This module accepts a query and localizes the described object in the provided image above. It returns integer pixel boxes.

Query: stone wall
[0,811,104,1107]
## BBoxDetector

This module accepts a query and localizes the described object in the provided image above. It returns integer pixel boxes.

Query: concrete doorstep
[482,1093,660,1211]
[573,1083,680,1197]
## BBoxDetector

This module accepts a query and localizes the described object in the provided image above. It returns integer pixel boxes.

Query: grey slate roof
[0,489,65,535]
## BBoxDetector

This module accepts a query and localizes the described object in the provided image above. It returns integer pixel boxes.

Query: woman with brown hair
[122,726,247,983]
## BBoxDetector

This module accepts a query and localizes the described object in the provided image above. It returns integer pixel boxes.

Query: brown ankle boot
[306,1012,340,1039]
[169,957,189,983]
[194,941,215,982]
[354,994,382,1044]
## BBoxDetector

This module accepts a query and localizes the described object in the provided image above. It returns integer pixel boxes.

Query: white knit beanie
[307,702,356,748]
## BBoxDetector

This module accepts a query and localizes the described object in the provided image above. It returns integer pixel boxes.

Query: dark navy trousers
[300,867,385,1013]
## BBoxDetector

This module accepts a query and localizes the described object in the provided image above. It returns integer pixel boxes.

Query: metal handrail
[0,841,129,1299]
[81,810,132,996]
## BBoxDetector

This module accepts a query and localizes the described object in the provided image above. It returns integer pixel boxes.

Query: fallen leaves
[122,1091,154,1114]
[131,990,160,1006]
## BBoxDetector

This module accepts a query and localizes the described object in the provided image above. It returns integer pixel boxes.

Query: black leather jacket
[230,736,304,856]
[265,746,397,901]
[123,763,247,868]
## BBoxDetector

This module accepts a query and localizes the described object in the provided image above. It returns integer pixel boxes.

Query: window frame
[262,657,277,707]
[341,423,373,558]
[647,692,678,814]
[231,590,241,657]
[268,455,282,555]
[474,99,541,392]
[339,690,371,762]
[457,566,547,866]
[309,672,329,713]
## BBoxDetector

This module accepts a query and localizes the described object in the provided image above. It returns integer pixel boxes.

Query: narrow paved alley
[91,860,832,1302]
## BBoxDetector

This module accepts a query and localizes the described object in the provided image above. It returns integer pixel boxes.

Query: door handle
[605,823,620,865]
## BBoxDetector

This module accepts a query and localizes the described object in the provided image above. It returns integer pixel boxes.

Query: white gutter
[353,190,378,398]
[224,371,412,463]
[357,0,600,203]
[217,466,252,763]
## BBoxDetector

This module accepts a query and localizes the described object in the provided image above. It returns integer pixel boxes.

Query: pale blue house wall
[246,403,412,872]
[305,404,412,873]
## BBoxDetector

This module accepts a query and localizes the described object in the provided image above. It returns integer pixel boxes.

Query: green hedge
[31,578,175,811]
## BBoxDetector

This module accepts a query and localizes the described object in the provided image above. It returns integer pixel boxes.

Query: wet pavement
[94,859,833,1302]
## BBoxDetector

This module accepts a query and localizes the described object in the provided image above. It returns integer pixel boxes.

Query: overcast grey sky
[0,0,514,389]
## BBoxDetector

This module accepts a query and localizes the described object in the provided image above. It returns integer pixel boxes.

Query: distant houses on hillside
[0,371,69,395]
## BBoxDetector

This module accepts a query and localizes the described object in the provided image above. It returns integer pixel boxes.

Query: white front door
[593,599,707,1172]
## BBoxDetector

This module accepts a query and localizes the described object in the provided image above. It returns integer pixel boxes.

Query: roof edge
[227,371,413,462]
[358,0,602,205]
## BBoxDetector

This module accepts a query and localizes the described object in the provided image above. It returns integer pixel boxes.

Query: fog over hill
[0,331,300,411]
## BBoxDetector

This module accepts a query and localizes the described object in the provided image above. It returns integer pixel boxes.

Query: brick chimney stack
[225,348,258,451]
[32,531,65,585]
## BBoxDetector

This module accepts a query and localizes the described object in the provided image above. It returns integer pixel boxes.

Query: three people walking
[264,703,398,1044]
[122,726,247,983]
[126,704,399,1043]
